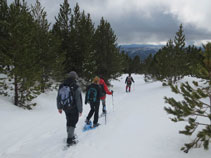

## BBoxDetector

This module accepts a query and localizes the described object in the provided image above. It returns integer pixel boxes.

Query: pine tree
[174,24,185,50]
[80,12,96,81]
[164,43,211,153]
[173,24,186,81]
[143,54,154,82]
[0,0,9,96]
[54,0,71,33]
[52,0,71,75]
[143,24,186,84]
[143,39,175,83]
[31,0,53,92]
[120,50,132,74]
[157,39,175,83]
[31,0,62,91]
[94,17,122,82]
[3,0,42,109]
[185,45,202,77]
[69,4,96,78]
[0,0,9,57]
[130,55,141,73]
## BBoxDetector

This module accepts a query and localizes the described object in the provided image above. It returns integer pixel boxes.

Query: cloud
[164,0,211,31]
[7,0,211,45]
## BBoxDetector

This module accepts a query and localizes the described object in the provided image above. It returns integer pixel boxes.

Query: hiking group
[57,71,134,147]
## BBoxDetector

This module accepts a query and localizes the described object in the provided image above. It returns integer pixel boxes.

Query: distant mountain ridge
[119,44,163,61]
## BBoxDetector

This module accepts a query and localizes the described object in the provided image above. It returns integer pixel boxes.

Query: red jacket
[99,78,112,100]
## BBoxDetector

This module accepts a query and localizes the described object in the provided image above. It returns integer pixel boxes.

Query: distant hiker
[125,73,135,92]
[85,76,101,127]
[57,71,83,146]
[99,77,113,115]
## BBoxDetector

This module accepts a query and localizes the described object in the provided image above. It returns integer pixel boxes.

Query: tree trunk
[209,95,211,124]
[14,75,18,106]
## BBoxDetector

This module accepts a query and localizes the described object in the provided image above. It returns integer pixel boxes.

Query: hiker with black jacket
[125,73,135,92]
[85,76,101,127]
[57,71,83,146]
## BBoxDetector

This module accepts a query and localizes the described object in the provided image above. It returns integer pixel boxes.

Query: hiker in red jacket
[99,78,113,114]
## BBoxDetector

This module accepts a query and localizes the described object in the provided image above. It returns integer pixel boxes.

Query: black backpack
[99,84,106,97]
[58,84,74,108]
[87,86,98,103]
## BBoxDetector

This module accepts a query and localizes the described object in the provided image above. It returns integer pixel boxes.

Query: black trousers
[65,108,79,128]
[87,102,100,124]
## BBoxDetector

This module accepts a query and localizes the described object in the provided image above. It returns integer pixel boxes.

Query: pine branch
[182,137,201,153]
[195,122,210,126]
[191,113,209,118]
[200,102,211,108]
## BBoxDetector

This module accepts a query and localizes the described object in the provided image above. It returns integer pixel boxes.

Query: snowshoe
[83,122,100,132]
[93,123,100,128]
[83,121,93,132]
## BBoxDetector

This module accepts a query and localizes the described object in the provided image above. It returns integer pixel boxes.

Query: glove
[111,90,113,94]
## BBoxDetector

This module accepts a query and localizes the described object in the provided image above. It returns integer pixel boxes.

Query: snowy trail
[0,74,211,158]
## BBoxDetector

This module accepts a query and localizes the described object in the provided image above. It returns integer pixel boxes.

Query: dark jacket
[57,78,83,113]
[125,76,134,85]
[85,83,101,104]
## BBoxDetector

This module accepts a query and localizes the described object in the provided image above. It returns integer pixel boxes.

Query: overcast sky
[8,0,211,46]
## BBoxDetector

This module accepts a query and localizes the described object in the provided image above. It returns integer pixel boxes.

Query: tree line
[141,24,211,153]
[0,0,138,109]
[142,24,203,84]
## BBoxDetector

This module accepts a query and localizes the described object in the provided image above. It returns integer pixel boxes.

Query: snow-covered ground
[0,74,210,158]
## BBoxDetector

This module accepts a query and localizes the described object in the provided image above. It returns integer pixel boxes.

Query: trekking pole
[103,104,107,125]
[112,93,114,112]
[105,112,107,125]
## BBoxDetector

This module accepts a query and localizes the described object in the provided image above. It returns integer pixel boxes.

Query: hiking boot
[67,137,77,146]
[93,123,100,128]
[85,119,91,125]
[72,135,76,140]
[102,110,107,114]
[66,137,72,145]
